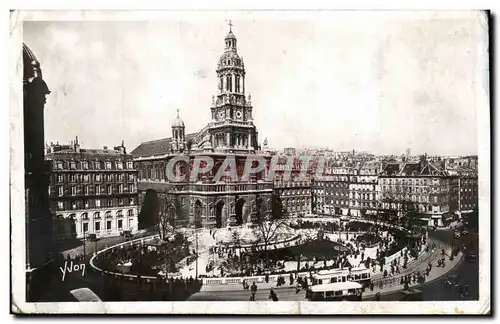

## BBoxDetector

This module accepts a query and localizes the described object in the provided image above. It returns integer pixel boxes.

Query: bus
[312,267,371,288]
[307,282,363,301]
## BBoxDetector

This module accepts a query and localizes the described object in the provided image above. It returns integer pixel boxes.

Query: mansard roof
[380,161,448,177]
[46,149,130,161]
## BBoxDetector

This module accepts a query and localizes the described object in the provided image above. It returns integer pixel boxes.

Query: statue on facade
[202,132,212,149]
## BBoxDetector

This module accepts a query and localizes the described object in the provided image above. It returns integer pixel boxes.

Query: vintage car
[69,288,102,302]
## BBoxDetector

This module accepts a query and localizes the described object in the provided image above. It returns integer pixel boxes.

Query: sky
[22,11,486,156]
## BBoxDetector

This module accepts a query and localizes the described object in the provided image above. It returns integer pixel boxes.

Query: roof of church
[131,133,197,158]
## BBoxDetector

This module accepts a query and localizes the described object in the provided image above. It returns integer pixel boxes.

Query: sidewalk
[362,250,464,299]
[200,237,459,294]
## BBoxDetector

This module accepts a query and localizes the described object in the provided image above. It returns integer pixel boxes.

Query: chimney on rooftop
[103,146,108,150]
[74,136,80,153]
[120,140,126,154]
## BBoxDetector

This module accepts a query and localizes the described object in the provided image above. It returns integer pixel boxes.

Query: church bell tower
[209,21,258,152]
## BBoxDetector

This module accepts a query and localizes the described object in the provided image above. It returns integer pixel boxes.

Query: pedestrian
[250,281,257,300]
[296,281,301,294]
[269,288,279,301]
[242,279,247,290]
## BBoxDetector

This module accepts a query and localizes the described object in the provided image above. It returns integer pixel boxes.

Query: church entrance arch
[235,198,247,226]
[194,200,203,228]
[215,200,226,228]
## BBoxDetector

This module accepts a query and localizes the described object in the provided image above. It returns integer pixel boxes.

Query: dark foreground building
[23,43,55,301]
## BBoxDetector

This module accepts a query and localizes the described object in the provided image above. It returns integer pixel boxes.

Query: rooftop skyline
[23,12,484,156]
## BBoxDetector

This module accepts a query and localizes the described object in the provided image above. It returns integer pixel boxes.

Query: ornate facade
[132,24,273,229]
[46,138,139,239]
[312,166,350,216]
[379,159,457,226]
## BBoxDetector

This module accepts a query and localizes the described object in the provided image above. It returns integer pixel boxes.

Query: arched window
[93,211,100,219]
[127,209,134,217]
[226,75,232,92]
[116,210,123,217]
[235,75,240,92]
[105,211,112,218]
[80,213,88,220]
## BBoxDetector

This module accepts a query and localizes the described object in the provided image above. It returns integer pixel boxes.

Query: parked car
[120,230,133,238]
[86,233,98,242]
[466,251,477,263]
[444,274,462,289]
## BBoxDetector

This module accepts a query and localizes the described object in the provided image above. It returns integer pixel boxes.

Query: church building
[131,23,274,229]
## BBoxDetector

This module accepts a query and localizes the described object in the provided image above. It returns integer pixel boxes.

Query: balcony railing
[137,180,274,193]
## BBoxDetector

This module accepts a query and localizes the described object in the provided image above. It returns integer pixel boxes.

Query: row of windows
[314,182,349,189]
[382,186,431,194]
[63,210,134,220]
[319,200,349,206]
[55,160,134,170]
[81,218,134,233]
[382,194,437,203]
[317,176,350,181]
[54,184,136,196]
[350,193,376,200]
[349,177,377,184]
[350,201,377,208]
[56,197,136,210]
[282,198,310,206]
[56,173,135,183]
[316,191,349,197]
[281,189,310,196]
[350,185,377,190]
[380,178,440,186]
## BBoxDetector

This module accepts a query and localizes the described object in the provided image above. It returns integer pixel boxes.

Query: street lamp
[83,231,86,262]
[195,231,199,279]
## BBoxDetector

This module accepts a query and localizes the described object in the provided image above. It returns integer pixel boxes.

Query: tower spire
[176,108,180,118]
[228,20,233,32]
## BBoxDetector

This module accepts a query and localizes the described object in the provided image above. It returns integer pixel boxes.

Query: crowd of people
[201,219,428,283]
[94,235,192,277]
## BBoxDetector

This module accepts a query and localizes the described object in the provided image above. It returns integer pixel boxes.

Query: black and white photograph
[10,10,490,314]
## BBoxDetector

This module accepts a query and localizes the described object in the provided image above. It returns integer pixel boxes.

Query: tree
[400,199,420,230]
[138,190,159,230]
[159,195,188,240]
[231,230,241,247]
[271,190,285,220]
[254,218,288,266]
